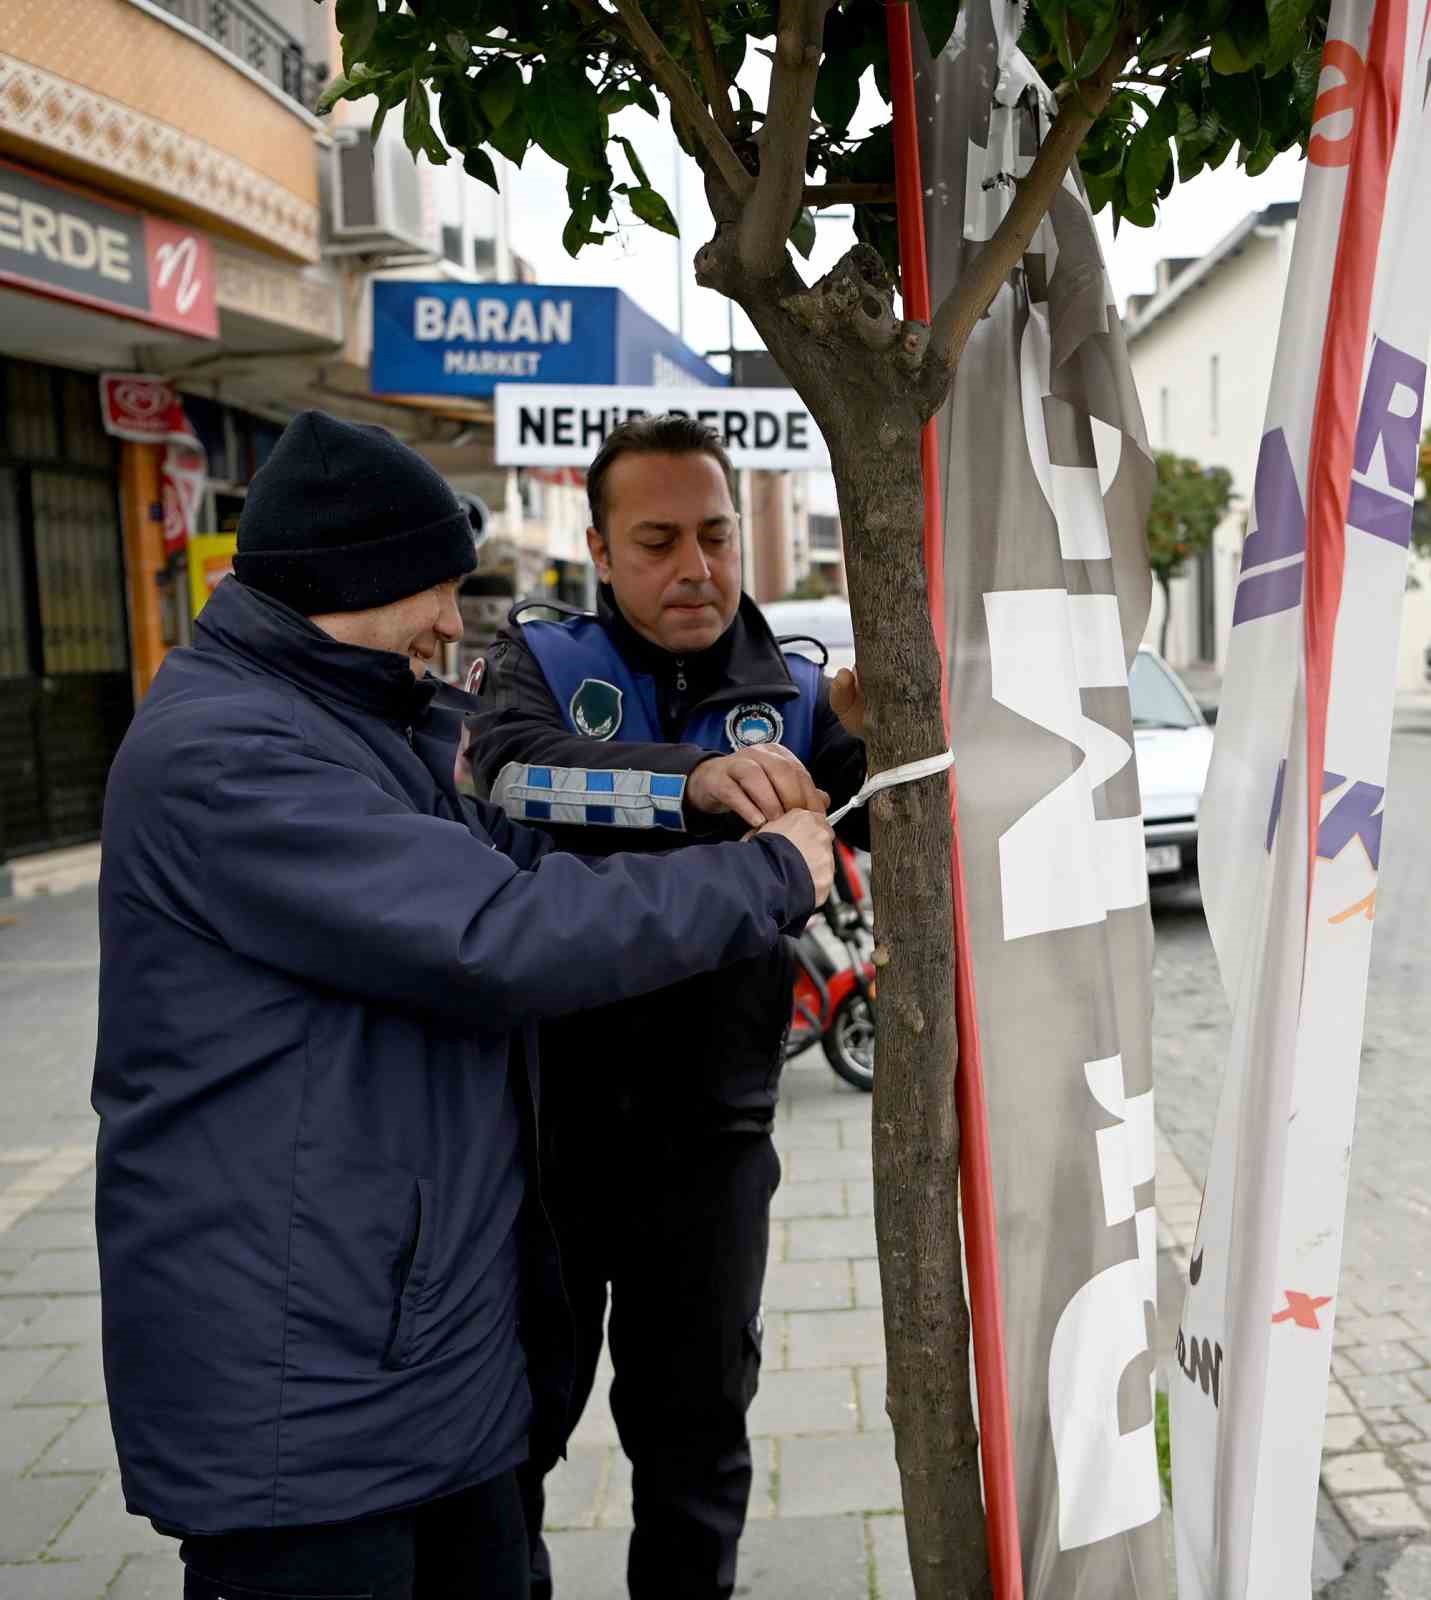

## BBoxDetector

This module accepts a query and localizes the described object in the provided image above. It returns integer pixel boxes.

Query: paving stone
[0,1473,101,1560]
[48,1472,173,1558]
[34,1406,119,1476]
[3,1251,99,1296]
[108,1553,185,1600]
[785,1218,877,1263]
[857,1366,892,1432]
[0,1404,80,1474]
[0,1345,63,1406]
[1325,1381,1356,1415]
[542,1445,606,1530]
[1331,1351,1359,1380]
[567,1390,619,1450]
[770,1181,846,1221]
[539,1528,629,1600]
[5,1295,101,1348]
[773,1119,841,1151]
[778,1432,901,1517]
[749,1368,859,1437]
[1343,1373,1426,1411]
[787,1309,886,1370]
[867,1512,915,1600]
[836,1112,872,1146]
[1337,1492,1429,1538]
[22,1345,108,1406]
[1401,1403,1431,1434]
[783,1150,872,1183]
[1401,1441,1431,1480]
[735,1514,870,1599]
[1341,1341,1423,1375]
[1338,1314,1418,1345]
[1322,1414,1368,1453]
[1321,1450,1404,1496]
[0,1556,124,1598]
[598,1447,633,1528]
[763,1261,851,1314]
[845,1180,874,1217]
[0,1296,46,1342]
[1,1211,95,1251]
[853,1259,882,1309]
[1371,1421,1422,1448]
[1384,1543,1431,1600]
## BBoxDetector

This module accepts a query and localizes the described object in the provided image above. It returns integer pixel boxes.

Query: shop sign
[100,374,208,556]
[188,533,239,617]
[371,282,724,397]
[0,159,217,339]
[494,385,829,471]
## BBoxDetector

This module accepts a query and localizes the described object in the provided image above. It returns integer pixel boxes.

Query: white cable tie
[827,749,955,826]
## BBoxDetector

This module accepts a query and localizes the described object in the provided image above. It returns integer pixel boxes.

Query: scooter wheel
[823,990,875,1093]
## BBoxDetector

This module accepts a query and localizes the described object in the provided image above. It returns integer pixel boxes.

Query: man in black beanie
[92,410,834,1600]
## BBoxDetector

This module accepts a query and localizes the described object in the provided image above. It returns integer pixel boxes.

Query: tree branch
[680,0,740,144]
[608,0,754,201]
[738,0,834,279]
[804,182,896,206]
[930,40,1131,369]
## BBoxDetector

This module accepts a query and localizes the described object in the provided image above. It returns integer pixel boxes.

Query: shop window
[6,362,59,461]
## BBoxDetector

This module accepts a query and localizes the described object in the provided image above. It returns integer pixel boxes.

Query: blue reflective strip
[528,767,553,789]
[651,775,683,799]
[585,770,615,793]
[525,800,552,820]
[654,808,683,830]
[585,805,616,826]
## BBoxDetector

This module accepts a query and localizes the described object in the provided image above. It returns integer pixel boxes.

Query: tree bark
[1158,571,1172,658]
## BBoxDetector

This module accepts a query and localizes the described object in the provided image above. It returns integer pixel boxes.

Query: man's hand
[830,668,865,738]
[758,810,835,907]
[686,745,829,829]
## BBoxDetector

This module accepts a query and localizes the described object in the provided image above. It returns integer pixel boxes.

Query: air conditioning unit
[327,126,431,256]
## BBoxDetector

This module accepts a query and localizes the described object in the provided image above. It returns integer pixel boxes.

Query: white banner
[1173,5,1431,1596]
[493,384,829,470]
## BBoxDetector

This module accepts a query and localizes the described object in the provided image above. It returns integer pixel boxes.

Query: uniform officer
[466,414,869,1600]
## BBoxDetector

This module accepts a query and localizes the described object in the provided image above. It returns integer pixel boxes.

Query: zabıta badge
[570,678,623,740]
[726,702,784,750]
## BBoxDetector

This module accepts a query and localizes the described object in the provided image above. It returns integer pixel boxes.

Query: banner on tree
[1173,4,1431,1596]
[918,5,1163,1596]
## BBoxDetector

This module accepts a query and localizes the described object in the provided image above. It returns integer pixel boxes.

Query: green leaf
[1207,65,1262,146]
[1073,13,1120,80]
[403,78,449,164]
[487,101,529,165]
[613,134,651,190]
[336,0,380,72]
[463,146,499,190]
[915,0,958,57]
[789,206,817,259]
[315,66,380,116]
[1265,0,1318,75]
[527,62,609,181]
[1083,167,1119,212]
[562,210,592,257]
[814,47,864,131]
[438,79,485,152]
[475,57,522,128]
[628,186,679,236]
[1032,0,1076,78]
[1124,123,1171,208]
[1139,13,1202,65]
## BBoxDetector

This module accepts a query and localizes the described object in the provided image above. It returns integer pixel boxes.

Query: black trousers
[179,1472,529,1600]
[524,1126,779,1600]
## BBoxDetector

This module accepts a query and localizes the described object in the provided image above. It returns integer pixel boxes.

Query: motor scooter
[784,842,876,1091]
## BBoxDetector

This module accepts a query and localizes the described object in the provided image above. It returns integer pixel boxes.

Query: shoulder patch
[570,678,623,740]
[726,702,784,750]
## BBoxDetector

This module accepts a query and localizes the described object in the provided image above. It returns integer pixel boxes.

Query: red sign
[100,374,208,556]
[0,158,217,339]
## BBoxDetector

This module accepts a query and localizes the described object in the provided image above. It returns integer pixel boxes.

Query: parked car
[759,597,856,674]
[1131,647,1214,885]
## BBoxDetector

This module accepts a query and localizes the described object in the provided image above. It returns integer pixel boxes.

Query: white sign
[494,385,830,470]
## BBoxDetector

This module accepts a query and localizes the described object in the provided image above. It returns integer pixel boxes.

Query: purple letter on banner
[1317,781,1385,869]
[1355,338,1428,494]
[1234,429,1306,626]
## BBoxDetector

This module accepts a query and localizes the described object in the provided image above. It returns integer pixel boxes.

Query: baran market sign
[495,385,829,471]
[370,282,725,396]
[0,158,217,339]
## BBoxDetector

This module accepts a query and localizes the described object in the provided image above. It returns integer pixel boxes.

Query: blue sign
[370,282,726,396]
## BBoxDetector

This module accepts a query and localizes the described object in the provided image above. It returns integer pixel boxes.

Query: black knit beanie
[233,411,476,614]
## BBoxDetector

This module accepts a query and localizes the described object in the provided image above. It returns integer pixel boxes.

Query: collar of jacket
[594,585,799,712]
[196,577,438,727]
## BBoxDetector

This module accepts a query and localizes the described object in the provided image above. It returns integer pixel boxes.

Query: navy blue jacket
[91,577,816,1535]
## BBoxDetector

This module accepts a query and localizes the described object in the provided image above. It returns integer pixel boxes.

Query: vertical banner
[1173,5,1431,1596]
[917,7,1163,1596]
[100,374,207,555]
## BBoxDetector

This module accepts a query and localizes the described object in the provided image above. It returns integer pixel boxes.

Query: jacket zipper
[674,659,687,692]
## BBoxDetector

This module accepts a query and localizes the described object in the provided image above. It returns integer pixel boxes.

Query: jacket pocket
[382,1176,436,1370]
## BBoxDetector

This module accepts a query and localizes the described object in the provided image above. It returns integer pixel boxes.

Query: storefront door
[0,361,130,857]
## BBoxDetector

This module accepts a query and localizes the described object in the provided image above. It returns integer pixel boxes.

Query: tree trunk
[1157,571,1172,659]
[832,435,989,1600]
[696,236,987,1597]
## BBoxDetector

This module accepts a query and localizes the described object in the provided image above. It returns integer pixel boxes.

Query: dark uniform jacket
[466,587,868,1130]
[92,577,817,1534]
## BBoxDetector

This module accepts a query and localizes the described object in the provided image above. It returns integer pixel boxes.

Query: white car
[759,597,856,675]
[1131,647,1214,884]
